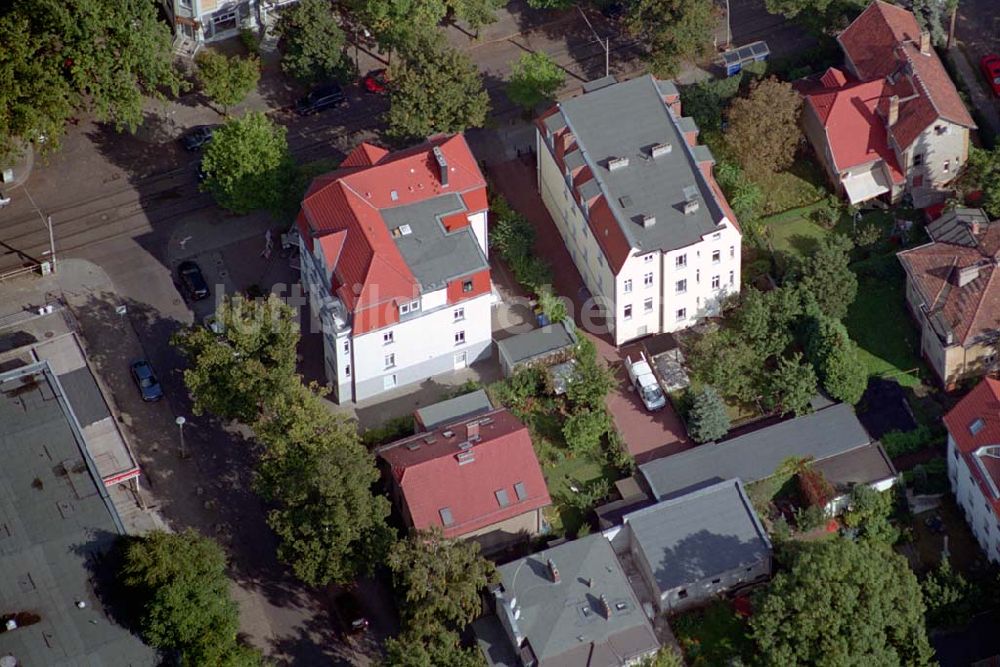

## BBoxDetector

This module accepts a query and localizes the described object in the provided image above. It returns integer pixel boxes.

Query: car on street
[130,360,164,402]
[295,84,346,115]
[179,124,220,151]
[362,69,388,94]
[332,590,369,634]
[177,260,210,301]
[625,352,666,412]
[981,54,1000,97]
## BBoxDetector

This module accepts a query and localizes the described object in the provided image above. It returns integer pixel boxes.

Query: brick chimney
[887,95,899,127]
[433,146,448,187]
[547,559,560,583]
[919,31,931,55]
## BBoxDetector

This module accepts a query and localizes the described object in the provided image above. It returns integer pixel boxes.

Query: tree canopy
[120,530,262,666]
[798,233,858,321]
[199,112,295,215]
[506,52,566,112]
[751,538,934,666]
[387,33,489,140]
[276,0,350,83]
[566,337,616,411]
[383,623,487,667]
[625,0,717,77]
[804,315,867,405]
[958,146,1000,219]
[765,353,817,416]
[687,385,730,443]
[725,77,802,174]
[195,50,261,115]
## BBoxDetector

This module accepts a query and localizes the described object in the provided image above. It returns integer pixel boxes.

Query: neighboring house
[476,534,660,667]
[639,403,898,513]
[944,378,1000,564]
[414,389,493,431]
[798,0,974,206]
[535,75,742,346]
[898,208,1000,388]
[495,321,577,377]
[375,408,551,553]
[605,478,771,613]
[296,135,492,404]
[160,0,259,51]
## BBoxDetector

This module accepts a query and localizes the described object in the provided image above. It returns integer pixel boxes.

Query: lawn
[764,202,829,258]
[751,159,829,216]
[672,600,754,666]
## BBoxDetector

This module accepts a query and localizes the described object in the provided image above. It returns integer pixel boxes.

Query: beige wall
[900,121,969,188]
[465,509,542,554]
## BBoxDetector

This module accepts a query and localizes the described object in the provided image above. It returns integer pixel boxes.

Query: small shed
[495,321,577,377]
[721,40,770,77]
[414,389,493,431]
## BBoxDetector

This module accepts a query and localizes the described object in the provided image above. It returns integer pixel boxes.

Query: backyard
[671,600,753,667]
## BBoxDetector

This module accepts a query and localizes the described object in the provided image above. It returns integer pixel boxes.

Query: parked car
[180,124,220,151]
[625,352,666,412]
[177,260,210,301]
[130,360,164,402]
[362,69,388,94]
[332,590,369,634]
[981,54,1000,97]
[295,84,346,115]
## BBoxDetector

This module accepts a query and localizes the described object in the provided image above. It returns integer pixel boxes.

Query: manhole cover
[44,331,53,338]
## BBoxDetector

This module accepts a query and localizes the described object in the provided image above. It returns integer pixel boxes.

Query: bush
[881,425,938,457]
[240,27,260,56]
[361,415,415,447]
[562,409,612,456]
[687,386,731,443]
[793,504,827,532]
[489,367,546,414]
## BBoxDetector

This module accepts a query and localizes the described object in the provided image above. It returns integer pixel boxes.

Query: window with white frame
[729,270,734,285]
[676,279,687,294]
[399,300,420,315]
[711,275,720,289]
[730,245,735,259]
[342,340,349,354]
[384,353,395,368]
[644,298,653,313]
[623,279,633,294]
[344,364,351,377]
[695,269,700,283]
[644,272,654,287]
[644,253,654,263]
[383,331,394,345]
[455,330,466,345]
[675,254,686,268]
[453,307,465,321]
[676,308,686,321]
[712,250,720,264]
[712,232,722,240]
[623,304,632,320]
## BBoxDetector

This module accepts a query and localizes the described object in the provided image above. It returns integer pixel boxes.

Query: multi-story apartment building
[160,0,259,51]
[296,135,492,404]
[535,74,742,346]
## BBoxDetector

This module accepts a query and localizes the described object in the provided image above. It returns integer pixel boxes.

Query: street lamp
[175,416,187,459]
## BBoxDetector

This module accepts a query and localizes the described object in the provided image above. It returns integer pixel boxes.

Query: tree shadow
[785,233,821,256]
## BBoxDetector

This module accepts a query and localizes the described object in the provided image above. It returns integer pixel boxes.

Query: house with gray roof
[0,362,156,666]
[639,403,897,511]
[605,479,771,613]
[535,75,742,346]
[476,534,659,667]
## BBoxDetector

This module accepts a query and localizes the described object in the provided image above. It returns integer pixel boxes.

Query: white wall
[949,434,1000,563]
[470,211,488,258]
[902,120,969,188]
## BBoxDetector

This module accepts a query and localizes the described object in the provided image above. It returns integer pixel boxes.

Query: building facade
[297,136,492,403]
[160,0,259,51]
[536,75,742,346]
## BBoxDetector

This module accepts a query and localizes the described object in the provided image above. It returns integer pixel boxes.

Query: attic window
[439,507,454,526]
[495,489,510,508]
[514,481,527,501]
[393,224,412,237]
[970,418,986,435]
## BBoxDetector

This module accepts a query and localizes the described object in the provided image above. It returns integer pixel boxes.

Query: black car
[177,260,210,301]
[130,360,164,402]
[295,84,346,115]
[332,590,369,634]
[180,124,219,151]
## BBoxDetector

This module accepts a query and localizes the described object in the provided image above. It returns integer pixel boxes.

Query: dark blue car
[130,360,164,402]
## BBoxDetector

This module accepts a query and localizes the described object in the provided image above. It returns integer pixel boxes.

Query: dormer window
[970,418,985,435]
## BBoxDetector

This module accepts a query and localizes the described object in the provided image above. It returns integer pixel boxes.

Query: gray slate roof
[624,479,770,592]
[496,322,577,368]
[381,193,488,291]
[415,389,493,430]
[554,75,726,255]
[640,403,873,500]
[926,207,993,247]
[495,534,659,666]
[0,362,156,666]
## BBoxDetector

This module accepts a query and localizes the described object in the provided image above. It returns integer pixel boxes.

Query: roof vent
[406,442,421,451]
[433,146,449,187]
[399,224,412,236]
[598,594,611,619]
[641,214,656,228]
[442,429,455,438]
[683,199,700,215]
[957,264,980,287]
[390,190,399,201]
[547,558,560,583]
[608,156,630,171]
[650,143,672,158]
[456,450,475,465]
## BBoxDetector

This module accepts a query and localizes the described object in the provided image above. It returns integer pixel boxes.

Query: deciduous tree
[798,233,858,321]
[566,337,616,411]
[276,0,350,83]
[751,538,933,666]
[958,146,1000,218]
[687,385,730,443]
[688,331,763,403]
[506,52,566,112]
[725,77,802,174]
[563,408,613,455]
[625,0,716,77]
[199,111,294,214]
[446,0,504,32]
[195,50,261,116]
[383,623,486,667]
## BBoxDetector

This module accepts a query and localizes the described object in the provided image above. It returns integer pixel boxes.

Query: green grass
[751,160,829,216]
[765,202,830,258]
[541,454,609,536]
[672,600,753,666]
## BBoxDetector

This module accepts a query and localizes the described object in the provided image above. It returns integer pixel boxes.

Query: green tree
[736,286,802,360]
[173,294,300,422]
[715,161,765,232]
[958,146,1000,218]
[195,50,261,116]
[798,233,858,321]
[688,331,763,403]
[276,0,350,83]
[725,77,802,174]
[387,33,489,140]
[120,530,261,665]
[387,528,499,629]
[352,0,445,60]
[200,111,294,214]
[687,385,730,443]
[255,383,392,586]
[804,315,867,405]
[383,623,486,667]
[843,484,898,544]
[766,353,817,416]
[446,0,503,32]
[922,558,976,628]
[537,284,568,324]
[625,0,717,77]
[525,0,574,8]
[506,52,565,112]
[750,539,933,666]
[566,337,616,411]
[563,408,612,455]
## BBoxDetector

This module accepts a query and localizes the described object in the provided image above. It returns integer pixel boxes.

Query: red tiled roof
[804,77,905,183]
[341,142,389,168]
[839,1,922,79]
[943,378,1000,519]
[378,409,551,538]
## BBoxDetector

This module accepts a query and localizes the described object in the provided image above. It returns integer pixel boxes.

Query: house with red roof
[376,407,551,553]
[898,208,1000,388]
[295,134,492,403]
[799,0,974,206]
[944,378,1000,563]
[536,75,742,346]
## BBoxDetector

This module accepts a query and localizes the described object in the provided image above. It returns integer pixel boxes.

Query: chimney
[547,558,560,583]
[887,95,899,127]
[650,142,672,158]
[467,421,480,442]
[608,156,630,171]
[683,199,700,215]
[919,30,931,55]
[971,220,981,236]
[433,146,448,187]
[598,594,611,619]
[641,214,656,228]
[957,264,981,287]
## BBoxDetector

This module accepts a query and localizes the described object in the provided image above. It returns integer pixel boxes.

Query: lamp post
[175,416,187,459]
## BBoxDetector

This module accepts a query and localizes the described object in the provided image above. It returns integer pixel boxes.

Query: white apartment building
[944,378,1000,563]
[296,135,492,404]
[160,0,259,51]
[536,74,742,346]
